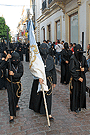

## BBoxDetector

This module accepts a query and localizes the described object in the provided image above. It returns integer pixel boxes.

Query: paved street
[0,61,90,135]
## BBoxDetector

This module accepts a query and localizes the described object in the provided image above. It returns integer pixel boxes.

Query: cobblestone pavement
[0,61,90,135]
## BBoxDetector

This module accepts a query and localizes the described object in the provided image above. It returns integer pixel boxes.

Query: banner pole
[42,85,50,127]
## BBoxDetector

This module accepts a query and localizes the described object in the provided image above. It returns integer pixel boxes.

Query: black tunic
[49,46,56,58]
[1,60,23,116]
[69,54,88,112]
[29,54,57,115]
[0,64,4,89]
[26,44,30,62]
[61,49,72,84]
[0,52,5,89]
[16,45,23,61]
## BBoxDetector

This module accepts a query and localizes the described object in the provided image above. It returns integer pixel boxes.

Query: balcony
[53,0,72,4]
[48,0,72,7]
[48,0,53,5]
[42,0,47,11]
[42,0,72,15]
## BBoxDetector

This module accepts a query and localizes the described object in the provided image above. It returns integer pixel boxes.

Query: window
[56,20,60,40]
[42,0,46,11]
[47,24,51,41]
[69,13,78,44]
[43,28,45,40]
[48,0,52,5]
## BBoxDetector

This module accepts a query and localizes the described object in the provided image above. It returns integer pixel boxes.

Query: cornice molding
[66,7,78,16]
[37,8,60,23]
[56,2,65,14]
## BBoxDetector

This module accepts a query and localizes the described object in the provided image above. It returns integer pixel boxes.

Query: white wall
[36,0,89,49]
[40,10,65,43]
[35,0,42,27]
[79,0,87,51]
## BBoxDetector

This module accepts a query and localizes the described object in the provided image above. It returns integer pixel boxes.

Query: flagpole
[29,15,50,126]
[41,84,50,127]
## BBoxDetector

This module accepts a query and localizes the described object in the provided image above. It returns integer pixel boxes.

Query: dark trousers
[55,52,61,65]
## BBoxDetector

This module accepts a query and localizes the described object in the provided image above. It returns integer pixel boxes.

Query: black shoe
[49,117,54,121]
[16,107,20,111]
[75,110,79,113]
[9,118,14,123]
[79,108,81,111]
[64,83,68,85]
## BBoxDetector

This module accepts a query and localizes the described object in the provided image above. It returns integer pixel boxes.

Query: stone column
[65,13,69,43]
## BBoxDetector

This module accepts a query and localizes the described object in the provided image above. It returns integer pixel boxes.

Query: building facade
[32,0,90,51]
[17,6,29,43]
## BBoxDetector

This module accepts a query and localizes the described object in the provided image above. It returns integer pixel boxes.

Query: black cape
[29,54,57,115]
[69,54,88,112]
[0,49,6,89]
[61,49,72,84]
[16,44,23,61]
[1,60,23,116]
[26,43,30,62]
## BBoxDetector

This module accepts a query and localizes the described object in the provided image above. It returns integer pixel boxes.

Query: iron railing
[48,0,53,5]
[42,0,46,11]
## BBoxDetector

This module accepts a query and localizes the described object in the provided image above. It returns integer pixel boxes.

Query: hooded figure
[49,43,56,59]
[26,43,30,62]
[69,44,88,113]
[29,43,57,120]
[0,42,4,53]
[60,42,72,84]
[0,42,5,90]
[39,43,49,58]
[64,42,69,51]
[11,52,20,66]
[39,43,54,71]
[74,44,83,61]
[1,51,23,122]
[16,43,23,61]
[0,42,4,63]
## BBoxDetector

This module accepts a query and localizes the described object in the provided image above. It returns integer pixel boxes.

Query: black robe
[69,55,88,112]
[0,64,4,89]
[26,44,30,62]
[29,54,57,115]
[16,45,23,61]
[49,47,56,58]
[1,60,23,116]
[2,52,7,89]
[0,52,5,89]
[61,49,72,84]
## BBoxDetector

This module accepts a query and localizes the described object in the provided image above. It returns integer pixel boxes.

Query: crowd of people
[37,39,90,71]
[0,39,90,123]
[36,39,89,114]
